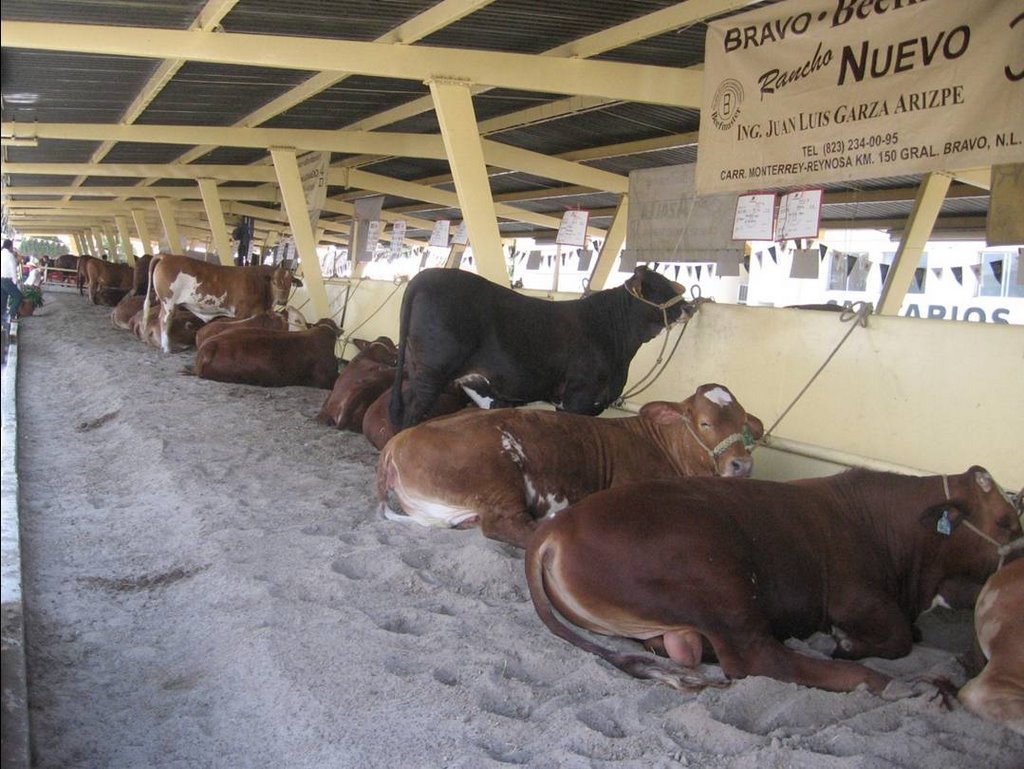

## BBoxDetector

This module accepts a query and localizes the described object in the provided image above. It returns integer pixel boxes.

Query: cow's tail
[142,254,162,324]
[387,283,415,431]
[77,256,87,295]
[524,538,723,693]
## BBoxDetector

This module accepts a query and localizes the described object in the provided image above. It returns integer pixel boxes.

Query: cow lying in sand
[525,467,1023,695]
[378,383,762,547]
[958,553,1024,734]
[190,319,341,389]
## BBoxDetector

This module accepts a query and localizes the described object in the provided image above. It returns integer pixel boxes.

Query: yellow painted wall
[298,278,1024,491]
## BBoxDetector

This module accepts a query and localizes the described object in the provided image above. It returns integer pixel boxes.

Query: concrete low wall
[1,320,30,769]
[297,277,1024,490]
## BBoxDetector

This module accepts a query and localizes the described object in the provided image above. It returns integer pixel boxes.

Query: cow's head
[269,265,301,306]
[639,383,764,477]
[922,467,1024,595]
[624,266,692,342]
[312,317,343,337]
[351,336,399,367]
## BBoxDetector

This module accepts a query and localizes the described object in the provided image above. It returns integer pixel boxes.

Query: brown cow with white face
[145,254,300,353]
[378,383,763,547]
[525,467,1023,696]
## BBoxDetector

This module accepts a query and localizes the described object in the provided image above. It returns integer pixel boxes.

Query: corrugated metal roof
[0,0,994,240]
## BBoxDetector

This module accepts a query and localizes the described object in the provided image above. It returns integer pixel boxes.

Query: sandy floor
[14,293,1024,769]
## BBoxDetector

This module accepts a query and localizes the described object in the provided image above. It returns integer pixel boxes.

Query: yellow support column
[427,77,507,285]
[877,173,952,316]
[72,233,86,256]
[270,147,330,320]
[115,215,136,266]
[197,178,236,266]
[89,228,104,257]
[103,224,121,262]
[588,195,629,290]
[154,197,184,255]
[131,208,156,254]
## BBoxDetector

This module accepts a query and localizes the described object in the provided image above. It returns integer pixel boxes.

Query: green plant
[22,286,44,308]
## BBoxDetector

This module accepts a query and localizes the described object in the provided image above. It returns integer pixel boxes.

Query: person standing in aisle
[1,239,24,326]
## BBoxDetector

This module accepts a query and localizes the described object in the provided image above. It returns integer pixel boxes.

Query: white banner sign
[697,0,1024,193]
[390,220,407,259]
[298,151,330,227]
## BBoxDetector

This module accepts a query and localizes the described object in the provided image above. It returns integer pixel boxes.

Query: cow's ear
[745,413,765,440]
[919,504,967,536]
[291,276,303,287]
[639,401,683,425]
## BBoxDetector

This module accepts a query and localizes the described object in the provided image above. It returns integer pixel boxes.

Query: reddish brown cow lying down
[131,305,206,351]
[362,383,471,451]
[112,294,146,330]
[525,467,1023,695]
[191,318,341,389]
[378,383,763,547]
[316,337,399,429]
[195,311,291,349]
[958,554,1024,734]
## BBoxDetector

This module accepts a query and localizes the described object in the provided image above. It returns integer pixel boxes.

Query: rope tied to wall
[758,300,873,447]
[338,276,406,358]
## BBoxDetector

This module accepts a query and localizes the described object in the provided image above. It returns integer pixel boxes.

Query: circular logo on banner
[711,79,744,131]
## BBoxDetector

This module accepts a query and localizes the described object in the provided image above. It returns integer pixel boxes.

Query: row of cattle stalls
[293,0,1023,493]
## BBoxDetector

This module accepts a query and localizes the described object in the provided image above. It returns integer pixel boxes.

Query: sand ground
[13,293,1024,768]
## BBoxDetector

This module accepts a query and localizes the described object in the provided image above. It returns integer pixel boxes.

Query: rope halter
[624,280,695,329]
[683,421,758,467]
[940,475,1024,570]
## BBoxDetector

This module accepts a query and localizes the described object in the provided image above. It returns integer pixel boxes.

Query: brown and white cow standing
[958,554,1024,734]
[525,467,1023,695]
[378,383,763,547]
[190,318,341,389]
[145,254,300,353]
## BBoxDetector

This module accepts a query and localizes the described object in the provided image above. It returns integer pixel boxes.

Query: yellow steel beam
[154,198,184,254]
[114,215,137,265]
[2,21,703,109]
[270,148,329,319]
[2,122,447,161]
[10,184,280,202]
[876,173,953,316]
[428,78,506,284]
[197,179,236,266]
[131,209,156,255]
[588,197,630,290]
[2,162,279,182]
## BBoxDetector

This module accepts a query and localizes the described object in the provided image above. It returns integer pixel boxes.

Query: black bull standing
[389,265,694,431]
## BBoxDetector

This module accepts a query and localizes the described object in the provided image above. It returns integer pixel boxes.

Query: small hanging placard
[555,210,589,247]
[776,189,823,240]
[429,220,451,248]
[732,193,776,241]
